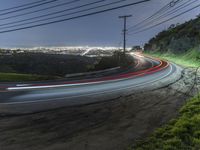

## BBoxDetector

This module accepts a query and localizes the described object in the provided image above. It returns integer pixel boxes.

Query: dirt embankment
[0,68,199,150]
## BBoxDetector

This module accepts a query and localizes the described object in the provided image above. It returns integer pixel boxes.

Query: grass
[144,49,200,68]
[0,72,60,82]
[132,94,200,150]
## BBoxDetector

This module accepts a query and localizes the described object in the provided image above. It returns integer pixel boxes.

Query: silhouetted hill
[144,15,200,54]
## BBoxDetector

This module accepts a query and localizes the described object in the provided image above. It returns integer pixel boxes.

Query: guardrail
[65,67,121,78]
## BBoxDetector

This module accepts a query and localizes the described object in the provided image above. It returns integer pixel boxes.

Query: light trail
[6,53,168,91]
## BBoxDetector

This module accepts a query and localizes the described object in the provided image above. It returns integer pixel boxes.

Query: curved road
[0,53,182,114]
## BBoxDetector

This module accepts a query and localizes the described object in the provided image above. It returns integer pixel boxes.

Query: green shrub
[133,95,200,150]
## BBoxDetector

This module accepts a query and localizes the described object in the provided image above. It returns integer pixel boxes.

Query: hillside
[144,15,200,55]
[0,53,97,77]
[132,15,200,150]
[0,51,125,82]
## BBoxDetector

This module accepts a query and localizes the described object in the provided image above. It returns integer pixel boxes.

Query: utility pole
[119,15,132,57]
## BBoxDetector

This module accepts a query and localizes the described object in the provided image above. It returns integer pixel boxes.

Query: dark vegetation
[133,95,200,150]
[144,15,200,55]
[0,53,97,77]
[0,51,129,81]
[0,73,59,82]
[131,14,200,150]
[93,51,134,70]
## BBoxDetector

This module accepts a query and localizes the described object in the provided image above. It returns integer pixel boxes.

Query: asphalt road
[0,53,182,114]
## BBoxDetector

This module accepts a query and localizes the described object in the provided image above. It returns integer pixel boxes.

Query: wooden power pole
[119,15,132,57]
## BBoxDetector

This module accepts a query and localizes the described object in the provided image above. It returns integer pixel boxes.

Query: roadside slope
[0,67,198,150]
[133,69,200,150]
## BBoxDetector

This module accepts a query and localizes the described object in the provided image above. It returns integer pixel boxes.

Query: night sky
[0,0,199,48]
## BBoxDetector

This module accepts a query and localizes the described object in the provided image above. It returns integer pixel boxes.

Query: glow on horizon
[7,46,132,51]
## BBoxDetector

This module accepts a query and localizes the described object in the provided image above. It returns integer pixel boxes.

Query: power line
[128,2,200,35]
[127,0,184,30]
[0,0,49,12]
[0,0,82,21]
[0,0,150,34]
[138,0,197,29]
[0,0,107,28]
[0,0,131,30]
[128,0,198,34]
[128,0,196,32]
[0,0,59,16]
[128,0,191,31]
[128,3,171,30]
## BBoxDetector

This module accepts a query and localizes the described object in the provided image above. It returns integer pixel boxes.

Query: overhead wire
[128,0,184,31]
[0,0,150,34]
[0,0,60,16]
[128,0,197,32]
[0,0,146,30]
[0,0,108,28]
[128,2,200,35]
[0,0,82,21]
[0,0,50,12]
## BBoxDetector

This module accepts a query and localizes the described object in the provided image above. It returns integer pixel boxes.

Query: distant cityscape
[0,46,133,57]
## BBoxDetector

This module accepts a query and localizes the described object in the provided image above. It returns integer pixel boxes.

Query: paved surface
[0,68,198,150]
[0,54,194,150]
[0,53,182,114]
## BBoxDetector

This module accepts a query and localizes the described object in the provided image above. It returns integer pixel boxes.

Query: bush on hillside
[93,51,134,70]
[144,15,200,54]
